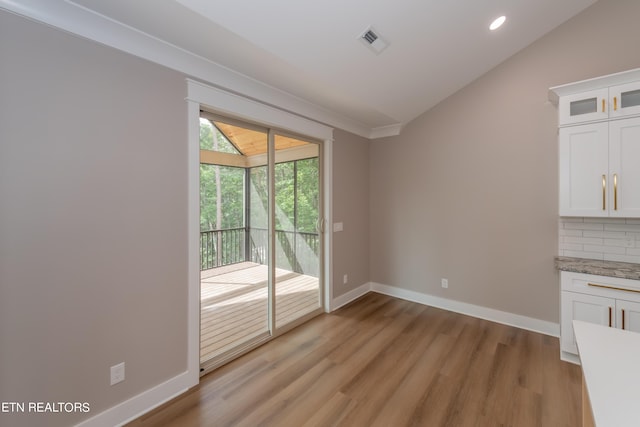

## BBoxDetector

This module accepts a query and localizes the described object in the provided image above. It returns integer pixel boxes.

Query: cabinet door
[616,299,640,333]
[561,291,614,355]
[609,117,640,217]
[559,88,609,125]
[609,81,640,118]
[559,122,609,216]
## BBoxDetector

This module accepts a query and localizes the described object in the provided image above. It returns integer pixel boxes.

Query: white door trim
[186,79,334,383]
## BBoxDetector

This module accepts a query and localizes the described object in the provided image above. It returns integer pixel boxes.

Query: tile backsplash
[559,217,640,263]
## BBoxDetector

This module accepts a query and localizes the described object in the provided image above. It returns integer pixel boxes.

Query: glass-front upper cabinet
[559,88,608,126]
[558,81,640,126]
[610,81,640,119]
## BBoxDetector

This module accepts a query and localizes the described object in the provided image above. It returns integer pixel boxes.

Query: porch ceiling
[215,121,310,157]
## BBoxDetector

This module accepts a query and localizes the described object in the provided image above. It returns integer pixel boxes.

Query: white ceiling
[3,0,597,137]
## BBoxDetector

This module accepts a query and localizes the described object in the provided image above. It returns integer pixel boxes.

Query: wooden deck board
[200,262,320,364]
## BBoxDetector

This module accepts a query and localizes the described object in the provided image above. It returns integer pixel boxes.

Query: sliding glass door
[199,113,323,370]
[274,135,322,329]
[199,117,269,367]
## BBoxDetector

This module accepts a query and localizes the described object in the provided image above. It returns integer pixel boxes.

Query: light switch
[333,222,344,232]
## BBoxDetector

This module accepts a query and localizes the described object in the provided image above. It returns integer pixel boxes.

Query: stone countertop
[555,256,640,281]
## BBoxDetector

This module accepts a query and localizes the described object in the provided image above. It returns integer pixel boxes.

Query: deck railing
[200,228,319,276]
[200,227,246,270]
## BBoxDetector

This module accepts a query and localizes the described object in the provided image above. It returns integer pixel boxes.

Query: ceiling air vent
[359,26,388,55]
[363,29,378,44]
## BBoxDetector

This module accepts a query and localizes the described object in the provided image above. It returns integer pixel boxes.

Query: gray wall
[370,0,640,323]
[0,11,188,427]
[0,10,372,426]
[332,129,370,298]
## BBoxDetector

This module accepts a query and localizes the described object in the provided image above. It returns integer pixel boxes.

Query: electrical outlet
[441,278,448,289]
[110,362,125,386]
[343,274,348,284]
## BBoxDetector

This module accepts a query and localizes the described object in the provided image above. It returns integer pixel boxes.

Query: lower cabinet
[616,299,640,332]
[560,271,640,362]
[561,292,612,356]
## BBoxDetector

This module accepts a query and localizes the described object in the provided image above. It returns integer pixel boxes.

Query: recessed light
[489,15,506,31]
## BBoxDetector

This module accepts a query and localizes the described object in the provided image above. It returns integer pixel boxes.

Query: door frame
[186,79,334,383]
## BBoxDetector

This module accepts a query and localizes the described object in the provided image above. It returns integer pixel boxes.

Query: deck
[200,262,320,364]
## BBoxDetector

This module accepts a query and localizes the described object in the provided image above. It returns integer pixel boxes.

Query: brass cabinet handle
[588,282,640,294]
[602,99,606,112]
[609,307,612,327]
[602,174,606,211]
[614,96,618,111]
[622,309,626,330]
[614,174,618,211]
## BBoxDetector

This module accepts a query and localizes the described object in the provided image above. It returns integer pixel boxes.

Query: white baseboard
[561,351,581,365]
[369,282,560,337]
[330,282,371,311]
[75,371,194,427]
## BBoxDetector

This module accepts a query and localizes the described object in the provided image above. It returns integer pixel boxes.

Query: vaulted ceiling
[2,0,598,138]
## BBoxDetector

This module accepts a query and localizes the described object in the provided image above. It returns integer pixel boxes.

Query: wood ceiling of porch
[215,121,309,157]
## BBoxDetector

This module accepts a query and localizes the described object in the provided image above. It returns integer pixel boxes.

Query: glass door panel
[611,82,640,118]
[273,134,322,329]
[199,116,269,367]
[199,113,324,371]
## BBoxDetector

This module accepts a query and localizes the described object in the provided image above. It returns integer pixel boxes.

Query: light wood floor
[201,262,320,363]
[131,293,582,427]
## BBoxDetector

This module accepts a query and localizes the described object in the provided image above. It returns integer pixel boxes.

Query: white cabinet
[560,271,640,362]
[559,123,609,217]
[561,291,613,355]
[558,80,640,125]
[559,88,608,125]
[609,117,640,217]
[553,69,640,217]
[615,299,640,332]
[559,117,640,217]
[610,81,640,119]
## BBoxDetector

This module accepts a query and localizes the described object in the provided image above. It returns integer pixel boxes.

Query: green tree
[199,117,320,270]
[200,119,244,232]
[296,158,319,233]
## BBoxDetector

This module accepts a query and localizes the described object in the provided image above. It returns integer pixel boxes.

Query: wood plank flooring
[132,293,582,427]
[201,262,320,363]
